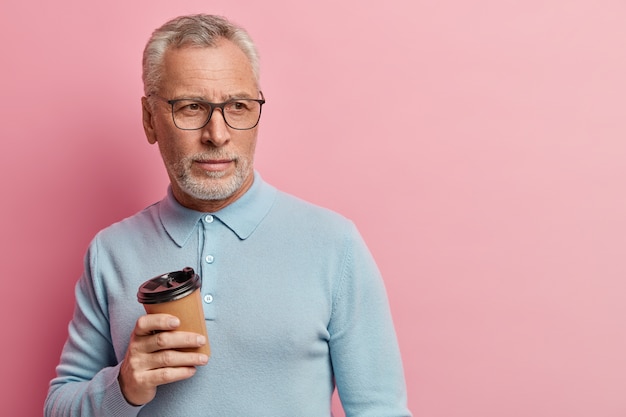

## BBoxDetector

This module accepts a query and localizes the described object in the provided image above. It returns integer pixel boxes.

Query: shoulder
[91,200,161,247]
[276,188,350,219]
[269,189,361,240]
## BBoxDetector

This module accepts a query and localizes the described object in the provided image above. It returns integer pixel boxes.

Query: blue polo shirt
[45,172,411,417]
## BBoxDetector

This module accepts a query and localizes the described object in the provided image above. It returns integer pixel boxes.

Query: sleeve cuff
[101,362,145,417]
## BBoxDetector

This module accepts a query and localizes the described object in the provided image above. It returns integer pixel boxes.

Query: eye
[226,100,251,112]
[173,100,207,114]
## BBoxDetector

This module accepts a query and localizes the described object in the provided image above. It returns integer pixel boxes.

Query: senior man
[45,14,411,417]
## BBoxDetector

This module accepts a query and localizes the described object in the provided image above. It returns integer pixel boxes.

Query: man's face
[142,39,261,212]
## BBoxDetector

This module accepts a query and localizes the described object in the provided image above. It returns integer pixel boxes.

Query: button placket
[201,214,218,318]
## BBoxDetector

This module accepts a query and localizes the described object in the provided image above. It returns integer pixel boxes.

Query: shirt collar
[158,171,277,247]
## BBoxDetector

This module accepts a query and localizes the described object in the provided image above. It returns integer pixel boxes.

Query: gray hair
[142,14,260,96]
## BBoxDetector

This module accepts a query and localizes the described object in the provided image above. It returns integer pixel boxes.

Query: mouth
[194,158,234,172]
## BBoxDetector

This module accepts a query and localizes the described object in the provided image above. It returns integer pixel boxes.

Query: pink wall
[2,1,626,415]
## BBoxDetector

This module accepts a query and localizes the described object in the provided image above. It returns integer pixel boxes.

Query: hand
[118,314,209,406]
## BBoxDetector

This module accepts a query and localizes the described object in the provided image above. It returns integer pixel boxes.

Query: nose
[200,108,231,146]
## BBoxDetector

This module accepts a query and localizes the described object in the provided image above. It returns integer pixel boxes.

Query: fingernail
[197,335,206,345]
[199,354,209,364]
[169,318,180,328]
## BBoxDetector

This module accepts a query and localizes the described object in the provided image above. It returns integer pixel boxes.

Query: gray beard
[173,154,252,201]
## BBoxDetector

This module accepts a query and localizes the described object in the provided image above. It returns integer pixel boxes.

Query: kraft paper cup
[137,267,210,356]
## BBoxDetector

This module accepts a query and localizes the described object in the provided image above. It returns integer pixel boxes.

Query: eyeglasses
[150,92,265,130]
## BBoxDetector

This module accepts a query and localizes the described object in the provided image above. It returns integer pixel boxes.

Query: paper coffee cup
[137,267,210,356]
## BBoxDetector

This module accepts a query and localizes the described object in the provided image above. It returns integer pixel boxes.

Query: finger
[149,331,207,353]
[145,365,199,387]
[149,349,209,370]
[134,314,180,336]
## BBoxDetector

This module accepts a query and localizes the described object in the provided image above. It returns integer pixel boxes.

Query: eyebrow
[175,92,257,101]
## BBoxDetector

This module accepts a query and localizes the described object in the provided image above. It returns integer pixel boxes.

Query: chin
[180,178,239,201]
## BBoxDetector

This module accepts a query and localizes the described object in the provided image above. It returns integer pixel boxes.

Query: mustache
[186,152,239,162]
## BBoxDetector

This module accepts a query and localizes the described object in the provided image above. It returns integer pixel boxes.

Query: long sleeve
[44,238,143,417]
[328,223,412,417]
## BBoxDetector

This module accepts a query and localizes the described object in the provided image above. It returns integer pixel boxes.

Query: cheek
[155,124,195,159]
[238,133,258,160]
[156,134,186,166]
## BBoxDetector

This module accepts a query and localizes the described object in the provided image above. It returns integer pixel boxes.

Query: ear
[142,96,158,144]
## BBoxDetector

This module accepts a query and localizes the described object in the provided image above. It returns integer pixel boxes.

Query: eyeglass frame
[148,91,266,131]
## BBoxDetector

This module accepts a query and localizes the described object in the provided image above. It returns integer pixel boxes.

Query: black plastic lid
[137,267,201,304]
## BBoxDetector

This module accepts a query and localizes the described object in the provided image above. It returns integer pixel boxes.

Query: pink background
[2,1,626,416]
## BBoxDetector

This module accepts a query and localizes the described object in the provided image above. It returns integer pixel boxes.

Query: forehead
[160,40,257,98]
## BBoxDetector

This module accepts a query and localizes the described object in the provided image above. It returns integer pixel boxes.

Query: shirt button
[203,294,214,304]
[205,215,214,223]
[205,255,214,264]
